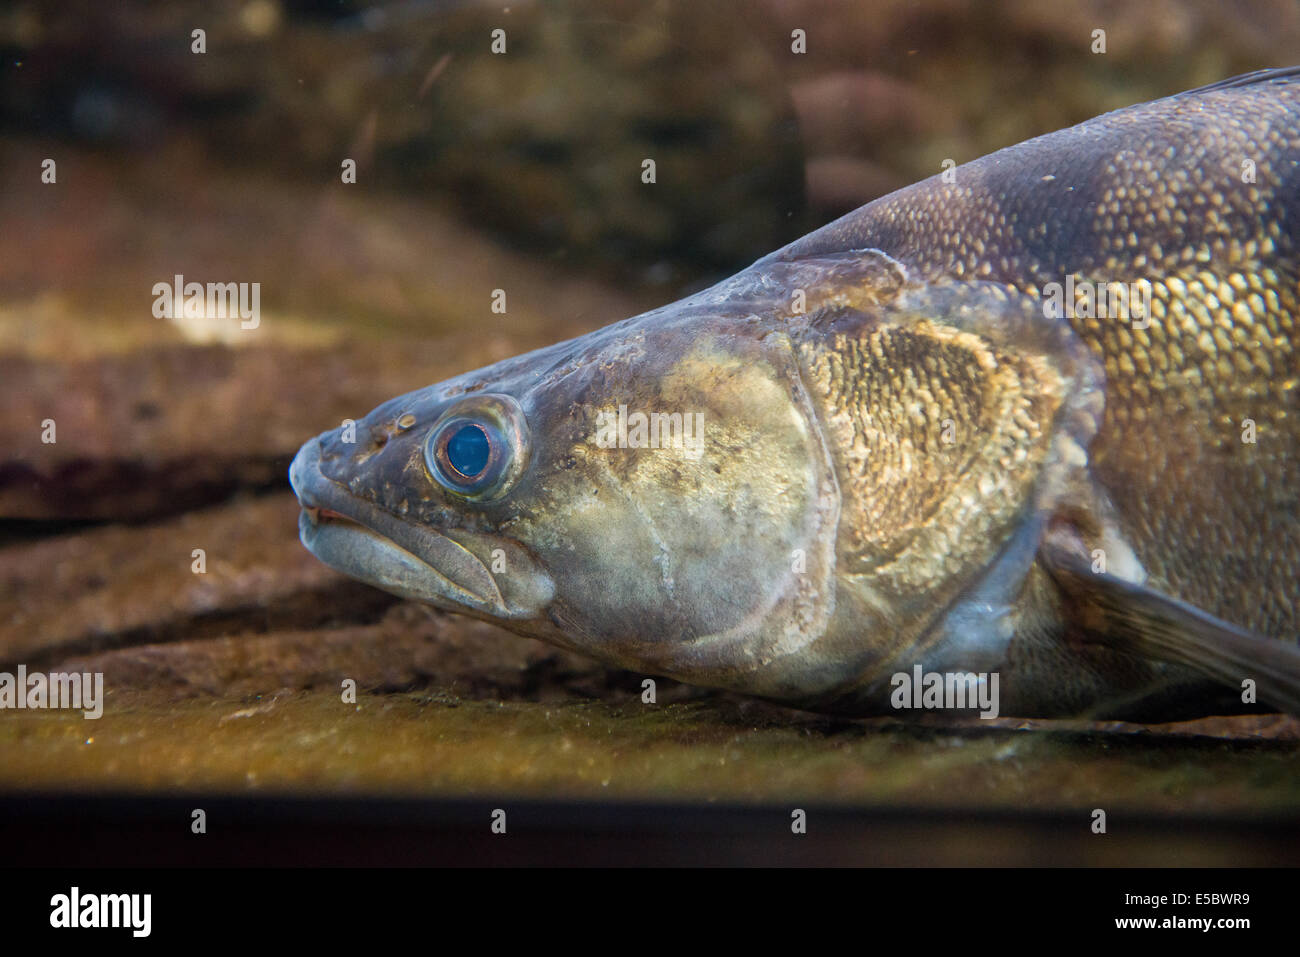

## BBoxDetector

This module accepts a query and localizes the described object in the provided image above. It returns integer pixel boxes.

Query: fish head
[290,252,1106,707]
[289,268,854,693]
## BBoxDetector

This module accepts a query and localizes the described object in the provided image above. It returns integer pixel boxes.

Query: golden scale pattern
[801,321,1065,620]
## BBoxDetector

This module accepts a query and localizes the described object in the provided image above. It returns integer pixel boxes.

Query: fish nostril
[350,427,389,461]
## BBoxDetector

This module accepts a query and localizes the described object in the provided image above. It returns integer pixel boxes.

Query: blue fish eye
[446,423,491,478]
[427,415,511,497]
[424,395,529,501]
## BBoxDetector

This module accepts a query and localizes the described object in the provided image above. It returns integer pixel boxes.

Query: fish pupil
[446,424,491,478]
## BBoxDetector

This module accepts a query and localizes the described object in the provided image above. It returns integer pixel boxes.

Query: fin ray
[1041,531,1300,716]
[1180,65,1300,96]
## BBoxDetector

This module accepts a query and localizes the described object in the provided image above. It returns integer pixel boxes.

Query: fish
[290,68,1300,721]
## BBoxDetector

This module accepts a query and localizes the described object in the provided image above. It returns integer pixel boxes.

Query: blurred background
[1,0,1298,864]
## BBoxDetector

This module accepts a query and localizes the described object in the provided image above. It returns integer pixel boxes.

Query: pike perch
[290,68,1300,720]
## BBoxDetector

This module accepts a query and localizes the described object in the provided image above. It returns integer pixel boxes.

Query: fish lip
[289,436,514,616]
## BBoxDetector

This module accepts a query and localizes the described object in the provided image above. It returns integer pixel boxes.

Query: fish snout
[288,434,326,508]
[289,430,554,621]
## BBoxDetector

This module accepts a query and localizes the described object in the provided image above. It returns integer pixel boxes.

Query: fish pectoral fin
[1040,530,1300,716]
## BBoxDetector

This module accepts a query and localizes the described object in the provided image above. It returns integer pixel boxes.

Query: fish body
[291,69,1300,720]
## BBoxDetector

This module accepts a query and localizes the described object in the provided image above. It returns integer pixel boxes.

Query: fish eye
[424,394,530,501]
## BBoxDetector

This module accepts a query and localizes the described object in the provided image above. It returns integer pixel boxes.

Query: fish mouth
[289,436,525,617]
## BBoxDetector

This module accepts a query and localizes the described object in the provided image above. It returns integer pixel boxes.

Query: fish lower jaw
[296,507,496,613]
